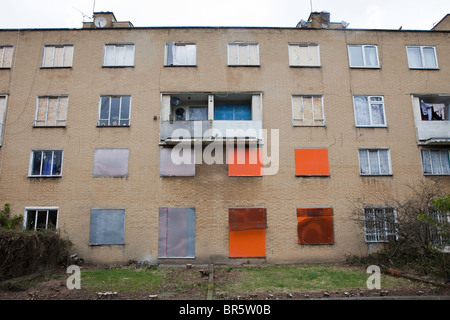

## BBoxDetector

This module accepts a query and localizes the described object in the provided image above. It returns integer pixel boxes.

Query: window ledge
[164,65,197,67]
[409,67,439,70]
[356,125,388,128]
[40,66,72,69]
[33,125,66,128]
[290,65,321,68]
[228,65,260,67]
[349,66,381,69]
[28,175,62,179]
[97,124,130,127]
[360,174,393,177]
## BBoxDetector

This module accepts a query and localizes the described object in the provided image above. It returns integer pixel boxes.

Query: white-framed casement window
[348,45,380,68]
[24,207,58,231]
[98,95,131,126]
[0,46,13,68]
[358,148,392,176]
[0,95,7,146]
[421,149,450,175]
[165,42,196,66]
[34,96,68,127]
[288,43,320,67]
[406,46,438,69]
[41,45,74,68]
[228,42,259,66]
[292,95,325,126]
[353,95,386,127]
[29,150,63,177]
[103,44,135,67]
[364,207,397,242]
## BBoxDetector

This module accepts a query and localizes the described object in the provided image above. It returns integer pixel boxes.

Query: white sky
[0,0,448,30]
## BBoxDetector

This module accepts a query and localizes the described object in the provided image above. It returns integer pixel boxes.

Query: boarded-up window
[229,208,266,258]
[165,42,196,66]
[160,147,195,176]
[228,43,259,66]
[158,207,196,258]
[93,148,129,177]
[41,45,74,67]
[297,208,333,244]
[35,96,68,127]
[228,147,262,176]
[89,209,125,245]
[295,148,329,176]
[292,95,325,126]
[289,43,320,67]
[0,46,13,68]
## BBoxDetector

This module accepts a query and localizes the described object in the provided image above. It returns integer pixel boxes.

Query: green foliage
[0,203,22,230]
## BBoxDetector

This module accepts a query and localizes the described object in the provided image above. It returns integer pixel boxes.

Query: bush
[0,229,71,281]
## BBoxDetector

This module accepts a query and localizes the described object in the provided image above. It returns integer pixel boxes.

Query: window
[214,104,251,120]
[348,45,379,68]
[0,95,7,146]
[358,148,391,176]
[103,44,135,67]
[228,43,259,66]
[406,46,438,69]
[158,207,196,258]
[89,209,125,245]
[98,96,131,126]
[429,212,450,248]
[229,208,266,258]
[24,208,58,231]
[165,42,196,66]
[34,96,68,127]
[353,96,386,127]
[421,149,450,175]
[292,95,325,126]
[364,207,397,242]
[29,150,63,177]
[172,106,208,121]
[160,147,195,176]
[228,147,263,176]
[297,208,333,244]
[288,43,320,67]
[41,45,74,68]
[0,46,13,68]
[93,148,129,177]
[295,148,330,176]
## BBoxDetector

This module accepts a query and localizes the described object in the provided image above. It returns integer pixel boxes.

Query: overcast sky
[0,0,448,30]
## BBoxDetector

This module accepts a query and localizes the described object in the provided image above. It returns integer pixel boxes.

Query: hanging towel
[420,100,433,120]
[432,104,445,120]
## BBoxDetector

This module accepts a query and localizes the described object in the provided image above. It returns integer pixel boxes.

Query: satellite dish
[298,19,308,28]
[341,21,350,28]
[171,97,181,105]
[94,17,107,28]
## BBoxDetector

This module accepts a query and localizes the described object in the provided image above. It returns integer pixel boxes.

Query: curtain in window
[370,97,385,125]
[364,46,377,66]
[407,47,422,68]
[354,96,370,125]
[423,47,437,68]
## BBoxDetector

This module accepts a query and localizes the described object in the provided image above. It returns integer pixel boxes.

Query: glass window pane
[379,150,390,174]
[214,104,234,120]
[369,150,380,175]
[234,104,251,120]
[371,103,385,125]
[48,210,58,229]
[430,150,442,174]
[32,151,42,175]
[407,47,422,68]
[26,210,36,230]
[189,106,207,121]
[103,45,115,66]
[36,210,47,230]
[120,96,130,121]
[41,151,53,175]
[364,46,378,66]
[124,45,135,66]
[100,96,110,121]
[440,151,450,174]
[421,150,432,174]
[359,150,369,174]
[185,44,196,65]
[114,46,125,65]
[354,96,370,125]
[423,47,437,68]
[52,151,62,175]
[349,46,363,67]
[110,97,120,124]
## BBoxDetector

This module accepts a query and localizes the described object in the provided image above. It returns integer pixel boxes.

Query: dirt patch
[0,264,449,300]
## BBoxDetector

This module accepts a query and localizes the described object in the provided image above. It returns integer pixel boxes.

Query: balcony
[412,95,450,145]
[159,93,263,144]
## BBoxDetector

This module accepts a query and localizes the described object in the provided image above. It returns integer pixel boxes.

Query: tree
[0,203,22,230]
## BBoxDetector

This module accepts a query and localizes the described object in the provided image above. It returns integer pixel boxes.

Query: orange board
[229,229,266,257]
[228,148,263,176]
[295,148,329,176]
[297,208,334,244]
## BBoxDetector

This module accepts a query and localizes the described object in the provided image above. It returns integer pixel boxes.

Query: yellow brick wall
[0,27,449,264]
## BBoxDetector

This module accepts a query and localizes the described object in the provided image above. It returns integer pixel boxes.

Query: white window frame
[288,43,320,67]
[421,149,450,175]
[164,42,197,66]
[353,95,387,127]
[97,95,131,126]
[291,95,325,126]
[34,96,68,127]
[103,43,135,67]
[0,95,7,146]
[0,46,13,68]
[348,45,380,68]
[364,207,397,243]
[28,149,63,177]
[23,207,59,231]
[358,148,392,176]
[406,46,438,69]
[41,45,74,68]
[227,42,260,66]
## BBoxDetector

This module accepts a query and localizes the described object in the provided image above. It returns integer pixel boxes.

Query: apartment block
[0,11,449,264]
